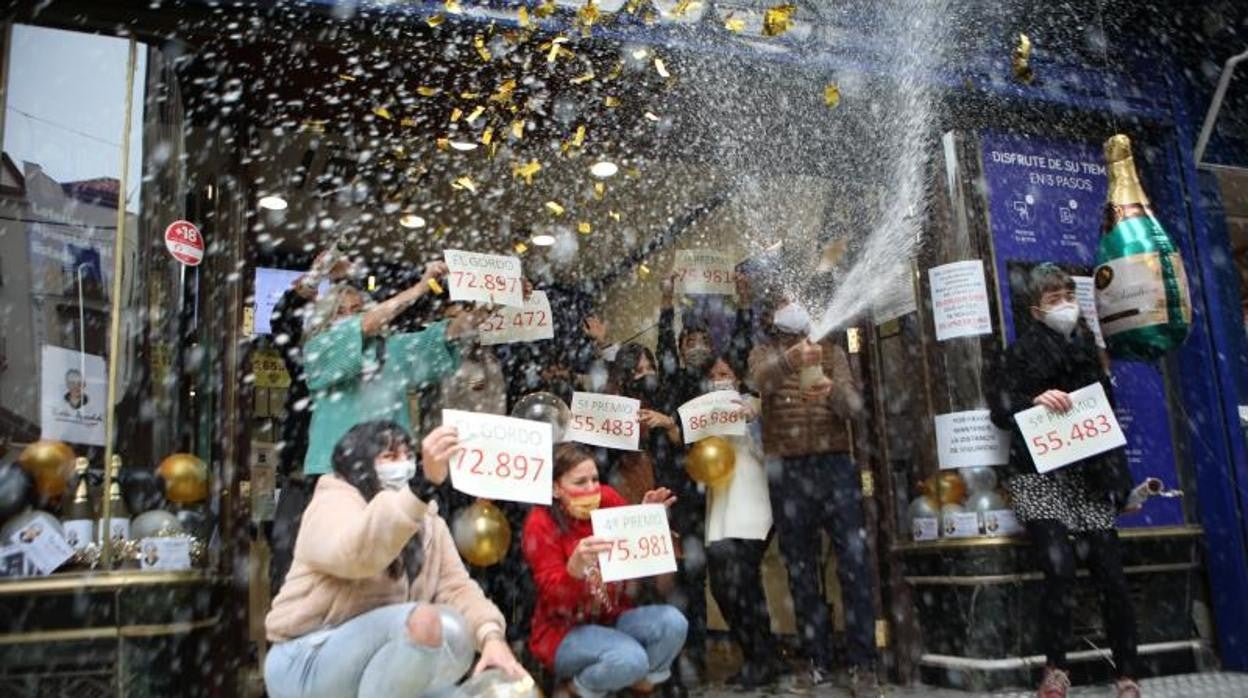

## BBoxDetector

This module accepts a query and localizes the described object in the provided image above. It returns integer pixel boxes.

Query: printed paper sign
[1072,276,1106,349]
[1014,382,1126,474]
[981,510,1022,536]
[929,260,993,341]
[677,391,749,444]
[12,521,73,575]
[40,345,107,446]
[443,249,524,307]
[567,392,641,451]
[933,410,1011,469]
[672,250,736,296]
[139,537,192,571]
[442,409,553,505]
[592,504,678,582]
[942,512,981,538]
[912,517,939,542]
[478,291,555,346]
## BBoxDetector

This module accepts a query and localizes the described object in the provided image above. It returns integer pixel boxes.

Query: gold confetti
[577,0,601,33]
[511,119,526,138]
[605,96,621,108]
[824,83,841,108]
[436,137,451,151]
[481,127,494,145]
[512,160,542,184]
[654,57,670,78]
[638,263,652,279]
[594,182,605,199]
[572,71,596,84]
[673,0,698,17]
[401,117,419,127]
[465,105,486,123]
[578,221,592,234]
[606,61,624,80]
[428,278,445,295]
[445,0,462,13]
[625,167,641,178]
[417,86,439,97]
[608,210,622,221]
[514,241,529,255]
[1012,33,1034,84]
[625,0,644,13]
[518,6,530,27]
[427,13,445,27]
[631,48,649,60]
[762,3,796,37]
[535,0,556,18]
[724,14,746,32]
[474,35,492,62]
[460,91,481,99]
[490,79,517,103]
[644,12,658,25]
[451,107,463,122]
[373,106,393,120]
[546,37,569,63]
[452,176,477,193]
[338,73,357,82]
[644,111,661,122]
[572,125,586,147]
[545,201,566,216]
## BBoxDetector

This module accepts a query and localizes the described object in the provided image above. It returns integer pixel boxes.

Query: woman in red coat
[523,443,688,698]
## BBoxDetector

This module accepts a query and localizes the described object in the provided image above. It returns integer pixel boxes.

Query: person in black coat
[987,263,1140,698]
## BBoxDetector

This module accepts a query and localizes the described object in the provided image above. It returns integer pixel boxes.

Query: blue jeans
[771,454,877,669]
[553,605,688,698]
[264,603,474,698]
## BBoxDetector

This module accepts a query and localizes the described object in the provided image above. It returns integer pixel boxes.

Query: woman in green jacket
[301,261,481,476]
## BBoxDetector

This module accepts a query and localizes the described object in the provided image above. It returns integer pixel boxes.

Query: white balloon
[130,510,182,540]
[960,466,999,494]
[967,491,1007,514]
[908,496,939,520]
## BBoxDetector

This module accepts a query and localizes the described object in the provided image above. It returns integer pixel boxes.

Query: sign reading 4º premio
[592,504,677,583]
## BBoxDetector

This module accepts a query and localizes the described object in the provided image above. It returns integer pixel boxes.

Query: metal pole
[101,37,138,569]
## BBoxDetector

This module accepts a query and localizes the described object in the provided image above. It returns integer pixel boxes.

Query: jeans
[706,538,777,670]
[553,605,688,698]
[264,603,474,698]
[1026,521,1139,678]
[771,454,876,670]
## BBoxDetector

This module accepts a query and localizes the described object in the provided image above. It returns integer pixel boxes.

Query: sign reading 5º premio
[592,504,678,583]
[567,392,641,451]
[442,409,553,505]
[1014,382,1126,474]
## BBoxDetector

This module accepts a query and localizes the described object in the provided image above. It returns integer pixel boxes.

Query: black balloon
[0,463,32,524]
[175,506,216,541]
[120,468,166,515]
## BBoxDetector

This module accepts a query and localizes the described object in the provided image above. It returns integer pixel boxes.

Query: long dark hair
[331,420,423,580]
[551,443,598,532]
[610,343,657,398]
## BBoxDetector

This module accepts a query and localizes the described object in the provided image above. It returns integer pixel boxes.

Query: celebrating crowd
[261,248,1142,698]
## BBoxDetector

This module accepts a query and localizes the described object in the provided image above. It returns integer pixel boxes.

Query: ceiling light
[531,234,557,247]
[258,195,288,211]
[590,161,619,178]
[449,141,479,152]
[399,213,427,229]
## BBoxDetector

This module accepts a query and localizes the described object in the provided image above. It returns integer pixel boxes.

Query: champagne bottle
[100,455,131,545]
[1093,134,1192,360]
[61,457,95,551]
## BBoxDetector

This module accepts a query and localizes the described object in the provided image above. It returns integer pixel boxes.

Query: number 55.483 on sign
[1013,382,1126,474]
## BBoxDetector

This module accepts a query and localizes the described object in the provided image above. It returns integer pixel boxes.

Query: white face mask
[708,379,737,393]
[376,458,417,490]
[773,303,811,335]
[1039,302,1080,336]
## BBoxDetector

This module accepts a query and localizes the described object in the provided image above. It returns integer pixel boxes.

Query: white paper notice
[1014,382,1126,474]
[677,391,749,444]
[942,512,981,538]
[672,250,736,296]
[933,410,1011,469]
[478,291,555,346]
[40,345,107,446]
[442,410,553,505]
[912,517,939,542]
[138,537,192,571]
[567,392,641,451]
[443,249,524,307]
[1072,276,1106,349]
[592,504,678,582]
[929,260,993,341]
[13,521,73,575]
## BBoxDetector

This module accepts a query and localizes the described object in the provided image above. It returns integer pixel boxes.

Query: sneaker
[848,667,886,697]
[1037,667,1071,698]
[1115,678,1142,698]
[782,666,831,695]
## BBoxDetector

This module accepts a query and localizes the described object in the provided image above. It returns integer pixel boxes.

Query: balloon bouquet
[908,467,1008,538]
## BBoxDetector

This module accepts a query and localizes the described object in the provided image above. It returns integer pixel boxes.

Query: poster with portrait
[40,345,106,446]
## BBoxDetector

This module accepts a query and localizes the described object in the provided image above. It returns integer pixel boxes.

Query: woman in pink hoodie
[265,420,527,697]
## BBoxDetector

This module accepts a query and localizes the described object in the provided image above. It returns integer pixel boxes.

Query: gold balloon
[452,500,511,567]
[158,453,209,504]
[19,440,75,500]
[685,436,735,488]
[923,472,967,505]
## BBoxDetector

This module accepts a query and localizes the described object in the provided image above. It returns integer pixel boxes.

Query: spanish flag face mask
[562,485,602,520]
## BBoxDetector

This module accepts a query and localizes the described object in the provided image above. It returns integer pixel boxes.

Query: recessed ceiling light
[258,195,288,211]
[399,213,427,229]
[590,161,619,178]
[449,141,478,152]
[531,234,557,247]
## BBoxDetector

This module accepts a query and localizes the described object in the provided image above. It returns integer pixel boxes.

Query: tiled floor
[690,672,1248,697]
